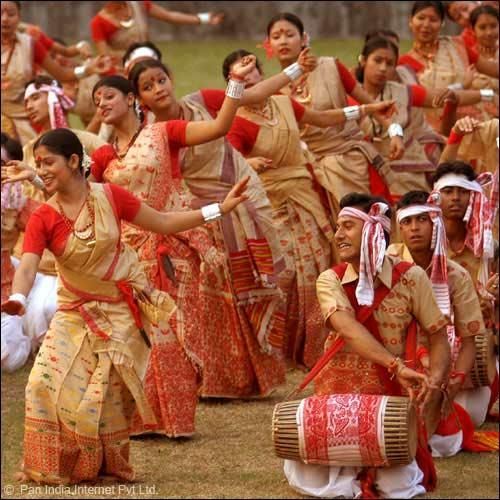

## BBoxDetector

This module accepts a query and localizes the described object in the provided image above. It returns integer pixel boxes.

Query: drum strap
[292,261,415,396]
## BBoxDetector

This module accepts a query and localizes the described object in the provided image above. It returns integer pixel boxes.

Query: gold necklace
[289,73,312,104]
[413,40,439,62]
[56,186,96,247]
[242,99,278,125]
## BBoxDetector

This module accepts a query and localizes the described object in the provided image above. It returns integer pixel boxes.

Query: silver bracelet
[283,62,303,82]
[388,123,404,138]
[76,40,88,50]
[480,89,494,102]
[201,203,222,222]
[447,82,464,90]
[197,12,211,24]
[343,105,361,121]
[30,174,45,191]
[226,79,245,99]
[8,293,27,309]
[74,65,88,80]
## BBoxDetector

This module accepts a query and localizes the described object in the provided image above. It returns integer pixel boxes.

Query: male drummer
[283,193,450,499]
[431,161,499,426]
[388,190,485,457]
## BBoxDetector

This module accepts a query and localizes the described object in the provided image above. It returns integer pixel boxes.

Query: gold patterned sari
[23,183,179,484]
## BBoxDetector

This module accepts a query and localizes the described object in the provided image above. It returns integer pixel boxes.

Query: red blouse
[227,98,306,156]
[91,120,188,181]
[23,184,141,257]
[90,0,153,42]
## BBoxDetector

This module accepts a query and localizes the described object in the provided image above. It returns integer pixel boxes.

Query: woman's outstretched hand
[220,176,250,214]
[1,161,36,185]
[297,47,318,73]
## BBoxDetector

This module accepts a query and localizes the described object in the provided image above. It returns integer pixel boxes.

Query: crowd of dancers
[1,0,499,497]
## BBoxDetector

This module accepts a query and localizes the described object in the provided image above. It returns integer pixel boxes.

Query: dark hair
[25,74,62,91]
[339,192,392,244]
[364,29,400,44]
[1,132,23,161]
[128,59,173,95]
[470,5,499,27]
[397,190,431,209]
[122,41,163,67]
[411,1,446,21]
[222,49,263,81]
[33,128,85,174]
[432,161,477,184]
[92,75,134,100]
[355,36,399,83]
[266,12,304,36]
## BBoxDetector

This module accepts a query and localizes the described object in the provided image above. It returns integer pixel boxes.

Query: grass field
[4,37,499,499]
[1,363,498,499]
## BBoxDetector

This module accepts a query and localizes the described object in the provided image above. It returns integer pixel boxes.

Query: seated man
[283,193,450,499]
[389,190,487,456]
[432,161,498,426]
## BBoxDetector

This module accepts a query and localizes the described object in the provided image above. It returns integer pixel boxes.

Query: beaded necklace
[112,124,143,160]
[55,185,96,247]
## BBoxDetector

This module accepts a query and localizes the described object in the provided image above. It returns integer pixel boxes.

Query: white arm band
[30,174,45,191]
[447,82,464,90]
[8,293,26,309]
[201,203,222,222]
[480,89,494,102]
[283,62,303,82]
[197,12,211,24]
[388,123,404,138]
[343,106,361,121]
[226,79,245,99]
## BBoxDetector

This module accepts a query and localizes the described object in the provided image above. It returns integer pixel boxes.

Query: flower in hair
[81,148,92,177]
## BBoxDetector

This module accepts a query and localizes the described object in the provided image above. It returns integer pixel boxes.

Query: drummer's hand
[452,116,481,136]
[395,365,429,403]
[2,161,36,184]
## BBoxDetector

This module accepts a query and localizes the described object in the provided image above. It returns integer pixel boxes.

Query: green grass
[2,362,498,498]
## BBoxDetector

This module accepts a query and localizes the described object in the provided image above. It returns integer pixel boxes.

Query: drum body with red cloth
[470,332,496,388]
[273,394,417,467]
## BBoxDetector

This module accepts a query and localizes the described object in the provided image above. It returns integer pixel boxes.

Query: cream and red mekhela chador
[176,89,288,395]
[20,182,182,483]
[399,36,493,131]
[227,94,334,368]
[355,81,441,200]
[284,205,449,499]
[1,31,47,145]
[279,57,395,207]
[92,119,284,414]
[90,0,150,60]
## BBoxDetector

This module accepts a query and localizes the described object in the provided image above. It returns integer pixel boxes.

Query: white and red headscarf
[338,202,391,306]
[434,171,498,288]
[24,80,74,129]
[396,193,450,317]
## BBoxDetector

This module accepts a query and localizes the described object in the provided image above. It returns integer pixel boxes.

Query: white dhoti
[11,256,58,352]
[455,387,492,428]
[429,430,463,458]
[283,459,426,499]
[1,313,31,372]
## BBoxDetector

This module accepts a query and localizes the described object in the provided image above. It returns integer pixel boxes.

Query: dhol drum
[470,332,496,388]
[273,393,417,467]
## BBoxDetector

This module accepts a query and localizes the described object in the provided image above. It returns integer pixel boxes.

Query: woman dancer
[90,1,223,60]
[354,35,485,200]
[128,53,319,376]
[263,12,398,212]
[222,49,395,368]
[1,128,248,484]
[399,1,498,131]
[1,0,110,144]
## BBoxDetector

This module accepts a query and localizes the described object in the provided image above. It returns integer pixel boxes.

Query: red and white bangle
[343,105,361,121]
[388,123,404,138]
[201,203,222,222]
[480,89,494,102]
[447,130,464,145]
[226,79,245,99]
[8,293,27,309]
